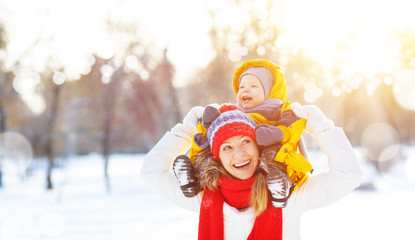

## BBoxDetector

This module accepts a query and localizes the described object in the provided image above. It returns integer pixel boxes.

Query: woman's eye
[223,145,232,151]
[242,139,250,144]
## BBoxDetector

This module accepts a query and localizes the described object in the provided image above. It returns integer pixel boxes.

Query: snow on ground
[0,151,414,240]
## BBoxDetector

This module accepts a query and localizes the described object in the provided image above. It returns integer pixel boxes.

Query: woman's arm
[288,104,363,211]
[140,107,204,212]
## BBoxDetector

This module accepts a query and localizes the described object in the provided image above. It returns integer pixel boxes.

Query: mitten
[172,155,200,198]
[255,124,284,146]
[171,106,204,141]
[291,103,334,137]
[193,132,209,148]
[202,105,221,129]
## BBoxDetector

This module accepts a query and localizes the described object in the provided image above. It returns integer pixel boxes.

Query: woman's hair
[193,147,227,191]
[251,146,286,215]
[193,144,286,216]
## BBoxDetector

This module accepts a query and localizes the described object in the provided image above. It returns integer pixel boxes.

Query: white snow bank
[0,152,414,240]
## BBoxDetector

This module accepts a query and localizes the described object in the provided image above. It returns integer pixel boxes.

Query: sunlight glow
[282,0,414,87]
[3,0,414,90]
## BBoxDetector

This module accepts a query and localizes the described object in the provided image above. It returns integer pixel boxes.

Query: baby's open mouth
[242,96,252,101]
[233,160,251,169]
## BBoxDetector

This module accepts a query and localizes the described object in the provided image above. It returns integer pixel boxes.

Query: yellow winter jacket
[232,59,312,191]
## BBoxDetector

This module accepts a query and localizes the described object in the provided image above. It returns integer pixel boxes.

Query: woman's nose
[233,146,246,159]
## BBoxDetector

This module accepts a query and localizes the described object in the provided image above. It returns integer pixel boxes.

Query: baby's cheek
[236,94,242,102]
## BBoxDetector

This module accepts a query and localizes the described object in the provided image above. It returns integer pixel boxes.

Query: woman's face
[218,135,259,180]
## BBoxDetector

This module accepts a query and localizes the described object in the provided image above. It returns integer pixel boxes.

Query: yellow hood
[232,59,287,101]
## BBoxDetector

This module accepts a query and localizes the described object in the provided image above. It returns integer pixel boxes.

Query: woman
[140,103,362,240]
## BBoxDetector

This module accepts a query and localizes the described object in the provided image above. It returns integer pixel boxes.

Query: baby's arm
[255,104,302,146]
[275,108,301,127]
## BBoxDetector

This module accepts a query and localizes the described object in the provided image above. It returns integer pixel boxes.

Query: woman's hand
[291,103,334,137]
[184,106,205,127]
[171,106,205,141]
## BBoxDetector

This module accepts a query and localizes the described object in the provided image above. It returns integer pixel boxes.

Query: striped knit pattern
[207,110,256,160]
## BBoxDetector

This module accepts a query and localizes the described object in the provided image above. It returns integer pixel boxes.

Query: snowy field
[0,151,415,240]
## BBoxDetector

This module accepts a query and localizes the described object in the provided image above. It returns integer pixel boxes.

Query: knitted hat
[206,105,256,161]
[240,67,274,98]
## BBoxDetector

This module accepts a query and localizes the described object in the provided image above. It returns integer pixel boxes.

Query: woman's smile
[233,159,251,168]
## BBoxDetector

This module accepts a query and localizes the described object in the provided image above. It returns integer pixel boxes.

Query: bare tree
[101,65,124,192]
[44,73,64,189]
[150,49,182,130]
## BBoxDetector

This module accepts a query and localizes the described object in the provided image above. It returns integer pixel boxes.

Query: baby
[231,59,313,207]
[173,60,312,208]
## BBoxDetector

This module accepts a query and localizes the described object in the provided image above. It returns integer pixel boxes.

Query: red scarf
[198,176,282,240]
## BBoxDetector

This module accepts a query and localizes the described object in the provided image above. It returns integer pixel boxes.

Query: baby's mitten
[255,124,284,146]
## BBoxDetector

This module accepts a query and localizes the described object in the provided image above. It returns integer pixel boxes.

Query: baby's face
[237,75,266,109]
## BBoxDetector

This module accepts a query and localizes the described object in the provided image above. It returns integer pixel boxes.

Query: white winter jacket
[141,124,362,240]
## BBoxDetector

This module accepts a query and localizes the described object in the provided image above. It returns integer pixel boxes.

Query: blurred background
[0,0,415,239]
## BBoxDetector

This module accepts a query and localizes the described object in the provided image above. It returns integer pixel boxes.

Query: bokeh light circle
[360,122,400,162]
[378,144,401,163]
[393,70,415,111]
[0,131,33,176]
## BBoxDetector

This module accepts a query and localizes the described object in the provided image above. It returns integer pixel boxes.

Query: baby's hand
[255,124,284,146]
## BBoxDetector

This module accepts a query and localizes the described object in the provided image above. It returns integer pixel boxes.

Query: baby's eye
[239,85,245,89]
